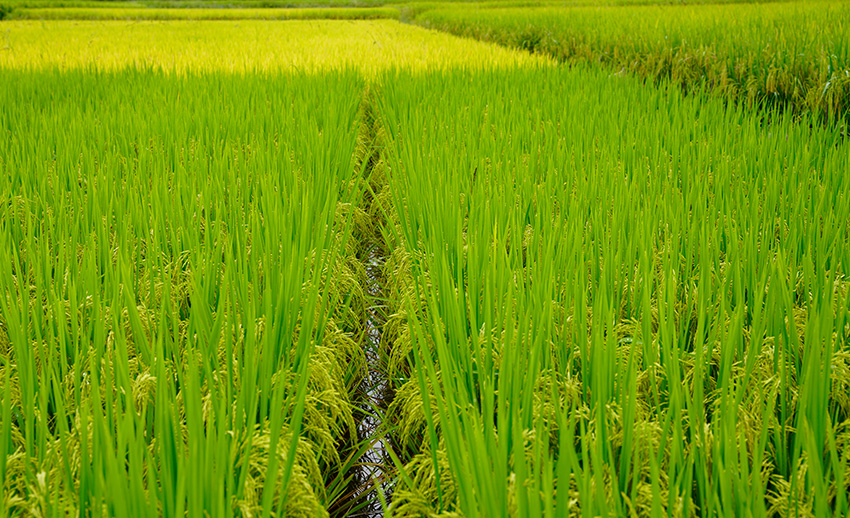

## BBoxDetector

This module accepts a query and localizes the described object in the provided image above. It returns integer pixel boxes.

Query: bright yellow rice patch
[0,19,551,73]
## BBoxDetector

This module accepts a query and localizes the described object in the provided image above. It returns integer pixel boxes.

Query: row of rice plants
[4,6,400,21]
[0,0,793,14]
[0,0,400,11]
[375,66,850,517]
[0,0,394,15]
[0,69,370,517]
[415,1,850,123]
[0,19,545,74]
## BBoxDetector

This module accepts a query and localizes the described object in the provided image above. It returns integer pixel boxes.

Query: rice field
[376,66,850,517]
[0,19,544,73]
[1,3,849,518]
[6,6,401,20]
[1,69,371,517]
[415,1,850,122]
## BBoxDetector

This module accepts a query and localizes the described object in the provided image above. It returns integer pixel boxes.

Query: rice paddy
[6,6,401,20]
[415,1,850,122]
[0,19,544,73]
[376,66,850,517]
[1,3,849,517]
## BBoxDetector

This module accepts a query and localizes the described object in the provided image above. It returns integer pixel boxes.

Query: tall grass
[0,69,367,516]
[376,65,850,517]
[416,1,850,123]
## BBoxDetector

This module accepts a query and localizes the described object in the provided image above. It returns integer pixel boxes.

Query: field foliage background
[1,2,849,517]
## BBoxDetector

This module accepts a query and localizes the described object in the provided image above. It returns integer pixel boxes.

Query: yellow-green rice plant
[416,1,850,124]
[375,65,850,517]
[0,69,366,516]
[2,0,391,8]
[8,6,401,20]
[0,19,549,74]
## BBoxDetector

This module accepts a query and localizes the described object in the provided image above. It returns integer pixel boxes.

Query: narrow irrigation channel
[334,91,395,518]
[349,239,392,517]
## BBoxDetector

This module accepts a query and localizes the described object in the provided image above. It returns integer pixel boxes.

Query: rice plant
[0,19,547,73]
[6,6,401,21]
[0,18,545,515]
[3,9,848,518]
[376,65,850,517]
[415,1,850,123]
[0,69,368,517]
